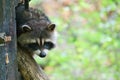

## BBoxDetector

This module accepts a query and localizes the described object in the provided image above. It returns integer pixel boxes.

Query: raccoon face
[17,21,56,58]
[28,39,55,57]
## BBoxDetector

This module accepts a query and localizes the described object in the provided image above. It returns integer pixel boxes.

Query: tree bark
[17,46,49,80]
[0,0,20,80]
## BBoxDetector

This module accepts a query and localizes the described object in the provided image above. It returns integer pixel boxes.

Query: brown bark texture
[17,46,49,80]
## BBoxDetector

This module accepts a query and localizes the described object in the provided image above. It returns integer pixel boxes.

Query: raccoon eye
[44,42,55,50]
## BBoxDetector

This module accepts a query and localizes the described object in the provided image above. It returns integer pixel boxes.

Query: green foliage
[32,0,120,80]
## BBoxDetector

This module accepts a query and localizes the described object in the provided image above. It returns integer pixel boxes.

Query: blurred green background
[30,0,120,80]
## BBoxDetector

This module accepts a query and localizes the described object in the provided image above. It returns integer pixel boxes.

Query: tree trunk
[0,0,20,80]
[17,46,49,80]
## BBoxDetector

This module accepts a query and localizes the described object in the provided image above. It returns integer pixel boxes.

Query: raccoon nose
[39,51,46,58]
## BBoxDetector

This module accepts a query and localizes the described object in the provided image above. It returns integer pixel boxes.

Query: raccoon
[16,3,57,58]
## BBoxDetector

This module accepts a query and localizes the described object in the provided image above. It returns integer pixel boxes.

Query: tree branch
[17,46,49,80]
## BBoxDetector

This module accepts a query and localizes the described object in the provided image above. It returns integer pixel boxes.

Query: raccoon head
[17,20,56,58]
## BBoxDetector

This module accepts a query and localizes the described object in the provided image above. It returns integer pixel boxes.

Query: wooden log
[17,46,49,80]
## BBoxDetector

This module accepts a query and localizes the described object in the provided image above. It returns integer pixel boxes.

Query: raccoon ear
[47,24,56,31]
[21,25,32,32]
